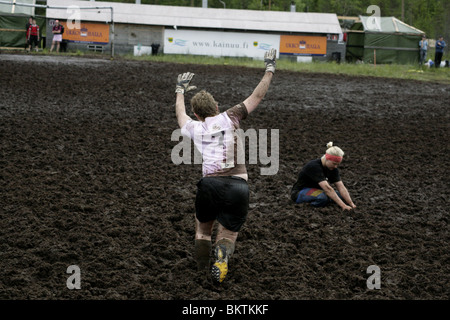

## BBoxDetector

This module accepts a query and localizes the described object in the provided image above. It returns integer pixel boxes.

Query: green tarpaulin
[346,16,425,64]
[0,13,45,48]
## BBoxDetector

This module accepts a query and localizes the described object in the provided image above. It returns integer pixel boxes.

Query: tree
[95,0,449,43]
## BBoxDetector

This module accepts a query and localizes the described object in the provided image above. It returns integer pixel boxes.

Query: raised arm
[175,72,197,128]
[243,48,276,114]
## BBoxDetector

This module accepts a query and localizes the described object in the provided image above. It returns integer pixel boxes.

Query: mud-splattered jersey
[181,103,248,177]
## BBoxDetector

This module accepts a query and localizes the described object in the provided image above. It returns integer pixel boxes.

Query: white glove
[175,72,197,94]
[264,48,277,74]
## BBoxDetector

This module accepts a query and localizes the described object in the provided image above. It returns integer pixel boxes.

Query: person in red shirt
[27,19,40,52]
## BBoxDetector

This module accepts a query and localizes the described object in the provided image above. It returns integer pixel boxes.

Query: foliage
[94,0,448,42]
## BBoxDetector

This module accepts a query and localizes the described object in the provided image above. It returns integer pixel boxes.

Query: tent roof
[359,16,425,35]
[46,0,342,34]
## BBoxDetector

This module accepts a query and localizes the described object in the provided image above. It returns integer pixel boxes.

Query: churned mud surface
[0,54,449,300]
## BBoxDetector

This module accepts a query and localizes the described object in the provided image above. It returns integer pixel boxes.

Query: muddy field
[0,54,449,302]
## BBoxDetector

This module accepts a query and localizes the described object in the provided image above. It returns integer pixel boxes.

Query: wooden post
[111,7,114,59]
[374,49,376,66]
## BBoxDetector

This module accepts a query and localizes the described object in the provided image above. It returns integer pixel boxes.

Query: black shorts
[195,176,249,232]
[29,35,39,46]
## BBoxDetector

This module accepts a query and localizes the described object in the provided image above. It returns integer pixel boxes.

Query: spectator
[434,36,446,68]
[25,16,33,51]
[50,20,63,53]
[419,35,428,65]
[27,19,40,52]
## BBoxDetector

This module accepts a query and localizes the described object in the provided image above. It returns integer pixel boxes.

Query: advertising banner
[59,21,109,45]
[164,29,279,58]
[280,35,327,56]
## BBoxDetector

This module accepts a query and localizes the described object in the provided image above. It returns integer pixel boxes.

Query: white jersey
[181,103,248,177]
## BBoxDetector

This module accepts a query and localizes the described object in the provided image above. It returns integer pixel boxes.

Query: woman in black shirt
[291,142,356,211]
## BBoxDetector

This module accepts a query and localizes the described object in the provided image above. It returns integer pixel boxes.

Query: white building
[46,0,345,61]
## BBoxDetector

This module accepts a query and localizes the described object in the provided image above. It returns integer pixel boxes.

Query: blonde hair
[325,141,344,157]
[190,90,218,120]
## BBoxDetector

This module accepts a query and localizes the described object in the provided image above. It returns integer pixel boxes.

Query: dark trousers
[419,50,427,64]
[295,188,343,207]
[435,52,443,68]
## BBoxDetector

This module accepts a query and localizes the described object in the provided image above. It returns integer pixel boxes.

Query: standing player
[174,48,277,283]
[290,142,356,211]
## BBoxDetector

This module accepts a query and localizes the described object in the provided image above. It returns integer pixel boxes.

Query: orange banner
[60,21,109,45]
[280,35,327,56]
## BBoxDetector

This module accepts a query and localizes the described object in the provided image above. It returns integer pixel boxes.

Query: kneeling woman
[290,142,356,211]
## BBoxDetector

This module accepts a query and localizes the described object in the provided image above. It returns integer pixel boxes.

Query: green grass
[6,47,449,84]
[124,53,450,84]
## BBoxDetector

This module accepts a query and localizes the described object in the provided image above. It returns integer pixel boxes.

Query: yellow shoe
[211,245,228,283]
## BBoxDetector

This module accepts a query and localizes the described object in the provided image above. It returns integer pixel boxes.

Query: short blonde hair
[190,90,218,120]
[325,141,344,157]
